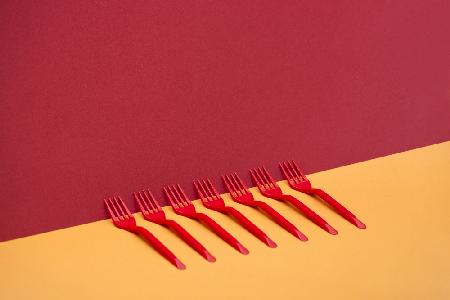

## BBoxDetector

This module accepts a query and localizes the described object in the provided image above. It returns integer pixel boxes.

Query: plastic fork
[194,178,277,248]
[222,173,308,241]
[280,160,366,229]
[250,166,338,235]
[104,196,186,270]
[134,190,215,262]
[163,184,249,255]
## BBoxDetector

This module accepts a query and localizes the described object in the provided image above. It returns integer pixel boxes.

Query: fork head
[279,160,312,191]
[163,184,197,217]
[194,178,226,211]
[221,172,257,206]
[104,196,137,230]
[249,166,284,198]
[133,190,167,224]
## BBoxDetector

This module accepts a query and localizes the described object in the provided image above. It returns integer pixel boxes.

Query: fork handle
[194,213,249,255]
[278,194,338,235]
[254,201,308,241]
[134,226,186,269]
[223,206,277,248]
[310,188,366,229]
[163,220,216,262]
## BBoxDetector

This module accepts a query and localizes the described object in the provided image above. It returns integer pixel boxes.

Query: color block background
[1,143,449,299]
[1,1,450,241]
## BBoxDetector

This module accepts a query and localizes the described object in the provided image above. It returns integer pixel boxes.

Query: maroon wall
[1,1,450,241]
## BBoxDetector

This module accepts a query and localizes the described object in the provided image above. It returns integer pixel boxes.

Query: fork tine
[282,161,297,181]
[292,160,307,181]
[256,167,271,189]
[117,196,133,218]
[262,166,277,183]
[119,196,133,216]
[200,179,213,199]
[222,175,235,195]
[261,166,278,188]
[104,198,118,221]
[109,197,123,219]
[287,161,302,183]
[177,184,191,205]
[258,167,270,186]
[111,197,121,214]
[139,190,154,211]
[163,186,178,207]
[250,169,265,190]
[206,178,220,197]
[279,162,292,180]
[194,180,208,201]
[134,192,148,213]
[202,179,216,199]
[144,190,159,211]
[226,174,243,195]
[234,173,248,193]
[141,190,156,212]
[287,161,299,177]
[169,185,184,207]
[229,173,243,194]
[169,185,185,207]
[113,196,125,216]
[256,167,268,184]
[111,197,125,220]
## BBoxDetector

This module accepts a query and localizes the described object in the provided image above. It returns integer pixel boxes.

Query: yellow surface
[1,142,450,300]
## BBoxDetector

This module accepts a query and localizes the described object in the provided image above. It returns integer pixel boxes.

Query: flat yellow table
[1,142,449,300]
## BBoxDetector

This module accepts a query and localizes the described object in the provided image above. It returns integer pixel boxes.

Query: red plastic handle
[163,220,216,262]
[254,201,308,241]
[223,206,277,248]
[134,226,186,269]
[311,188,366,229]
[279,194,338,235]
[194,213,249,254]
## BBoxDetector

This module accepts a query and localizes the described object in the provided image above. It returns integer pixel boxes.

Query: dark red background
[1,1,449,241]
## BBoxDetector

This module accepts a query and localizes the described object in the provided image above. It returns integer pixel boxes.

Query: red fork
[250,166,338,235]
[134,190,215,262]
[222,173,308,241]
[280,160,366,229]
[194,178,277,248]
[163,184,249,255]
[104,196,186,270]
